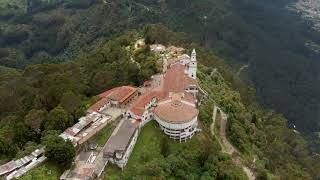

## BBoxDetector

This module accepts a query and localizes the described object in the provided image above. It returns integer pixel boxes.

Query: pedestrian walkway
[210,105,256,180]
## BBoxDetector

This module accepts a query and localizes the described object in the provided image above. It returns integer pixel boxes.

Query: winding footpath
[212,105,256,180]
[210,105,218,136]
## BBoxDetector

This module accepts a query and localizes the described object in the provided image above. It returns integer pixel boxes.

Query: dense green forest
[0,0,319,151]
[1,25,319,179]
[0,0,320,178]
[0,31,159,165]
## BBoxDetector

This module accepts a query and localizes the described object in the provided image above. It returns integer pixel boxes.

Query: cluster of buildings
[89,86,139,112]
[60,85,140,147]
[104,47,201,169]
[1,86,137,180]
[59,86,140,148]
[0,44,202,179]
[60,112,112,146]
[60,86,141,179]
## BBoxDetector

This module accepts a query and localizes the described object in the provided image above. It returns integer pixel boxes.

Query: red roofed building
[97,86,139,109]
[88,97,110,113]
[126,90,166,126]
[153,93,199,143]
[164,63,198,94]
[98,87,118,98]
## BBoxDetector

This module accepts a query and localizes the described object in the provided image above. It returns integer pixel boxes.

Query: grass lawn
[104,121,164,179]
[104,121,209,179]
[20,161,63,180]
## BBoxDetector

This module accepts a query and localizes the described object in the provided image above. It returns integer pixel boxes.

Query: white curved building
[153,93,199,142]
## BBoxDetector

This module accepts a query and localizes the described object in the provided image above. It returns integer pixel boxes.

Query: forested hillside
[0,0,319,151]
[0,25,319,179]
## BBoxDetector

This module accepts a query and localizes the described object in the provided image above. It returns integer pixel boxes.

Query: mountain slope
[0,25,320,179]
[0,0,319,149]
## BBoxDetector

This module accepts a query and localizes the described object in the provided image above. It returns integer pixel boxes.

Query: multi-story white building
[156,48,199,141]
[153,93,199,142]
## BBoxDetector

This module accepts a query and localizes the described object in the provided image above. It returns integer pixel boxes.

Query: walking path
[211,105,218,135]
[211,105,255,180]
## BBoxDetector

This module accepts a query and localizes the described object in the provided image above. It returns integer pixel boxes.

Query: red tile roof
[130,90,166,117]
[98,87,118,98]
[98,86,138,104]
[184,92,196,103]
[107,86,138,103]
[154,95,199,124]
[164,64,197,93]
[88,97,110,112]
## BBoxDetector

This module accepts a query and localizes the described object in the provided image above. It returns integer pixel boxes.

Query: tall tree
[42,132,75,168]
[60,91,82,116]
[45,106,72,131]
[24,109,47,133]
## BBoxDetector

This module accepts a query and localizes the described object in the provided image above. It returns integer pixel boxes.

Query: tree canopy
[42,131,75,168]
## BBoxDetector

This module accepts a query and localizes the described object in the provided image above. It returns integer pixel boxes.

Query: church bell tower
[188,49,197,80]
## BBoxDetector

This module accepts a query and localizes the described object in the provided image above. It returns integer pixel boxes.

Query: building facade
[103,119,140,169]
[187,49,197,80]
[97,86,139,109]
[126,90,166,127]
[153,93,199,142]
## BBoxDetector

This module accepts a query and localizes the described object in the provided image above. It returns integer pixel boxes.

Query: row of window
[169,132,195,142]
[160,124,194,132]
[160,124,197,139]
[121,93,139,107]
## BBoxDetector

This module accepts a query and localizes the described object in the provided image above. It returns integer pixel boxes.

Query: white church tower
[188,48,197,79]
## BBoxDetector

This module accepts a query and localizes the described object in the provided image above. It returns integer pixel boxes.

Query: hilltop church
[126,48,200,142]
[104,48,201,169]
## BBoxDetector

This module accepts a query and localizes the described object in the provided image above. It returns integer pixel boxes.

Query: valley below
[289,0,320,31]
